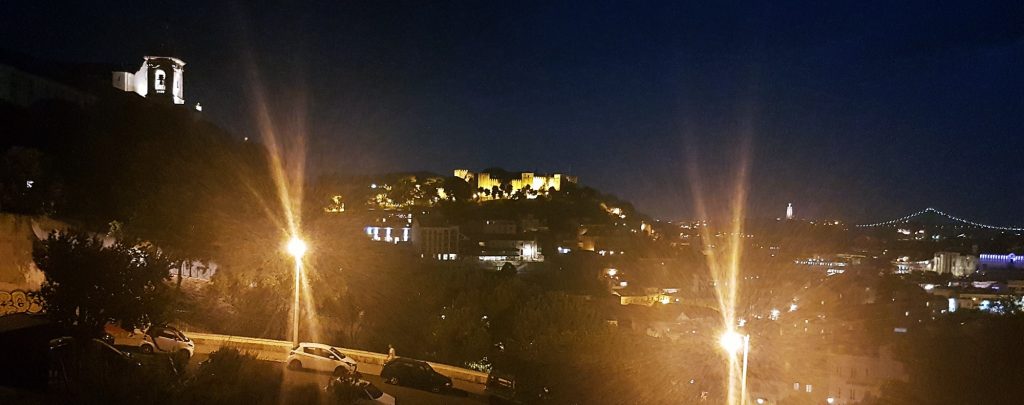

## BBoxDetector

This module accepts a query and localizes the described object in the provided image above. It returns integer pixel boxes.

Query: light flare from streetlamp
[286,237,308,259]
[239,45,330,398]
[687,136,751,405]
[720,330,744,355]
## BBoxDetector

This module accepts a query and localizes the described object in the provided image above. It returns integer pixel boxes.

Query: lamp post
[286,236,307,347]
[720,330,751,405]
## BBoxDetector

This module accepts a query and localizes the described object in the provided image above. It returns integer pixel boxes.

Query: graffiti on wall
[0,290,43,316]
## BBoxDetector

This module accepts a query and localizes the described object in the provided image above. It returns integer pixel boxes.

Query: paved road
[191,353,488,405]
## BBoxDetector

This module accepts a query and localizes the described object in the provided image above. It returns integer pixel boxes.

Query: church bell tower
[112,56,186,105]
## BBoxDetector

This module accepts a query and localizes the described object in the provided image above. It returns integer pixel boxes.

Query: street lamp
[286,236,307,346]
[720,330,750,405]
[287,237,308,258]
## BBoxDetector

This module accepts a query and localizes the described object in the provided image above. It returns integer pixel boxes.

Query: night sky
[3,1,1022,224]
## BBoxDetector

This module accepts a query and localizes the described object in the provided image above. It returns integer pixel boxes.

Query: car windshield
[97,340,128,357]
[330,348,346,359]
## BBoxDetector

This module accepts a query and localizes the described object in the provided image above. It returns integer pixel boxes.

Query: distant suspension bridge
[857,207,1024,232]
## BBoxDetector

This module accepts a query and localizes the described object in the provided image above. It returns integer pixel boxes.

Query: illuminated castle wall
[931,252,977,277]
[454,169,573,200]
[112,56,185,105]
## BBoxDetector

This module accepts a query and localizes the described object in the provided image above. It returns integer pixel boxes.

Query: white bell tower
[112,56,186,105]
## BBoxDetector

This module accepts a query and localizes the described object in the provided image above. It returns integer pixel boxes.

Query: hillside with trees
[0,91,727,403]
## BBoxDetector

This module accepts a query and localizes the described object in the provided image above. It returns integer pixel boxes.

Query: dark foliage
[180,348,285,404]
[870,313,1024,405]
[34,231,176,339]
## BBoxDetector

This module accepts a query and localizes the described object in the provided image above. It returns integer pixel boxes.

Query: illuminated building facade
[474,239,541,263]
[748,348,908,405]
[615,288,676,306]
[412,219,459,260]
[794,254,864,276]
[979,253,1023,270]
[454,169,574,200]
[892,257,931,274]
[823,349,908,405]
[786,203,794,220]
[954,255,978,277]
[365,226,411,244]
[454,217,545,268]
[112,56,186,105]
[892,252,977,276]
[363,211,412,244]
[931,252,977,277]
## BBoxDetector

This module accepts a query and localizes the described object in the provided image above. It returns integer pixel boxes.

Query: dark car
[49,337,143,392]
[326,376,396,404]
[99,332,115,346]
[49,336,142,369]
[380,358,453,393]
[486,371,550,405]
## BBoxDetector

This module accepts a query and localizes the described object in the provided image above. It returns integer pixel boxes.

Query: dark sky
[3,1,1022,224]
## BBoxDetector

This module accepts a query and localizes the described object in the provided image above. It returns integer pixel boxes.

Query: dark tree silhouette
[869,313,1024,405]
[500,262,517,276]
[34,231,176,339]
[442,175,472,202]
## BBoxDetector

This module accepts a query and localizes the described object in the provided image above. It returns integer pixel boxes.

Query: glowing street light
[287,237,308,258]
[286,236,307,346]
[720,330,744,355]
[720,330,750,405]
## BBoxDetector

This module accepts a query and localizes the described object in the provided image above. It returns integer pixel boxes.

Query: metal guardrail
[186,332,488,385]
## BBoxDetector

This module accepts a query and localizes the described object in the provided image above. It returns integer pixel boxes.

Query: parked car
[381,358,452,393]
[99,332,115,346]
[104,323,194,358]
[48,336,143,392]
[287,342,359,375]
[49,336,142,368]
[486,370,550,404]
[326,376,396,405]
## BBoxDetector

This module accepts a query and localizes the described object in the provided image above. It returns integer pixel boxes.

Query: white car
[105,324,195,358]
[287,342,358,375]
